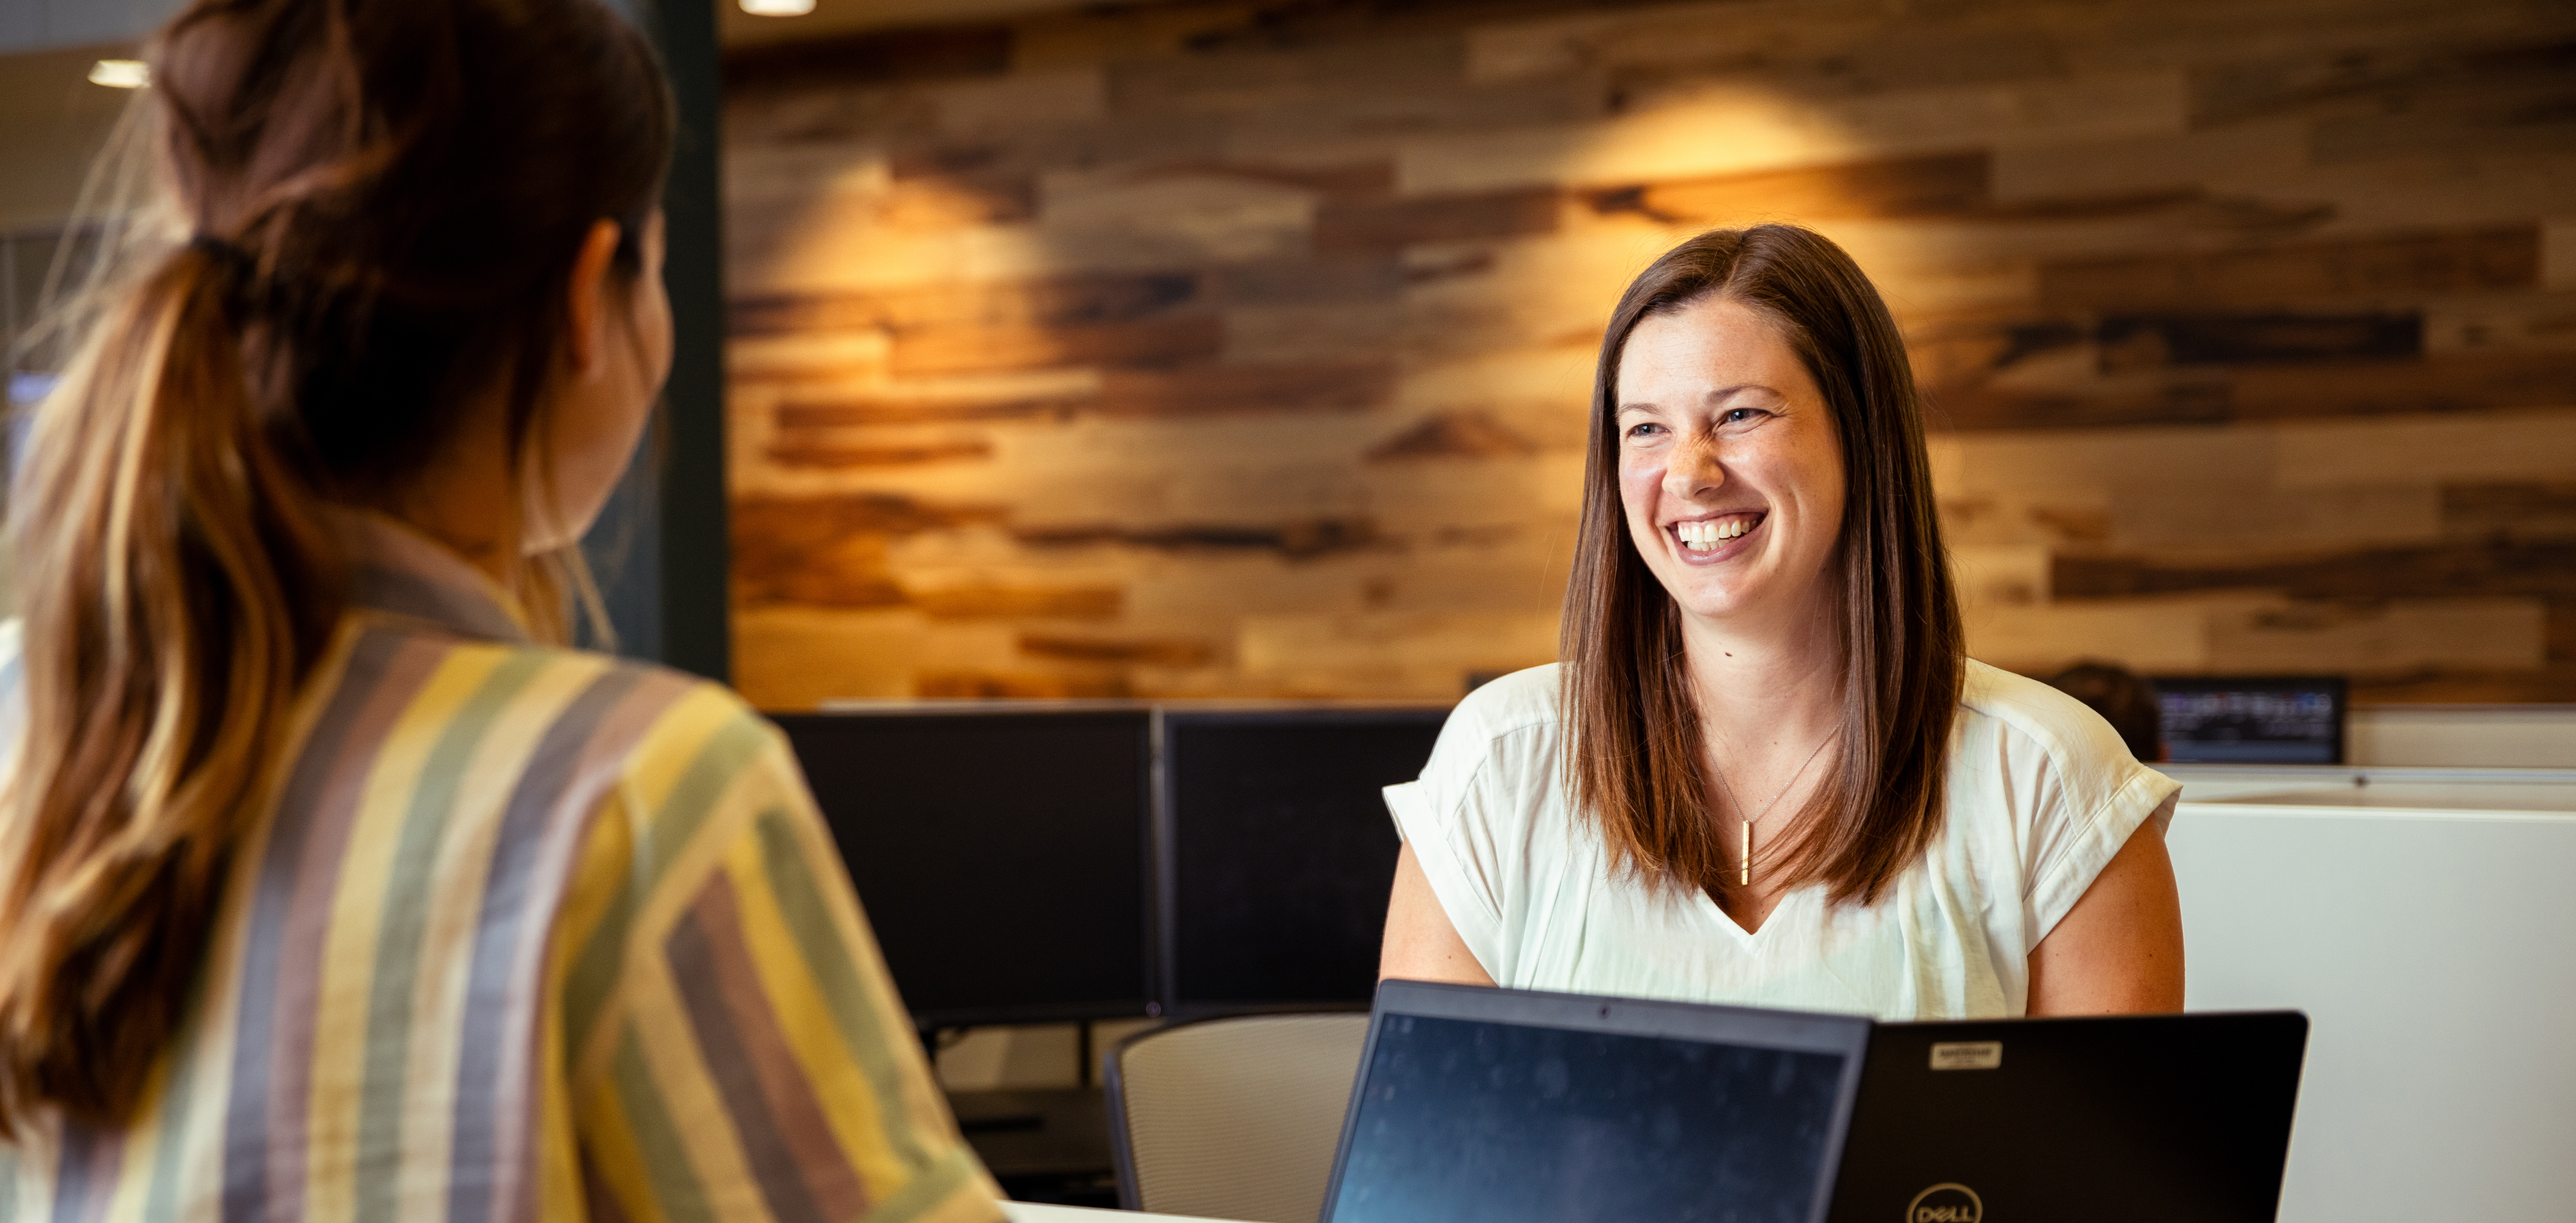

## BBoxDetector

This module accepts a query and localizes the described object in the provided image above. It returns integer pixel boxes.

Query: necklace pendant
[1740,819,1751,887]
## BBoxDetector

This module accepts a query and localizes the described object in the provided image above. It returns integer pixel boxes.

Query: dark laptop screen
[1326,1012,1850,1223]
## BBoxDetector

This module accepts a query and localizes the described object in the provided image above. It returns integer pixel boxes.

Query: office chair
[1105,1012,1371,1223]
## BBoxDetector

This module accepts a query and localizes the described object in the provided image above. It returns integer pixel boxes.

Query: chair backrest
[1106,1012,1371,1223]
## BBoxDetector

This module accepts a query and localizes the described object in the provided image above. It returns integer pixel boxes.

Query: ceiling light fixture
[738,0,816,14]
[89,59,151,88]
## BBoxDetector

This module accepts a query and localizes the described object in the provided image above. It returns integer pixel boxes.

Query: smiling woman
[1380,225,2186,1021]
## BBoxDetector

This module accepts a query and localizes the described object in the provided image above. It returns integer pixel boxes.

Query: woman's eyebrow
[1619,383,1772,413]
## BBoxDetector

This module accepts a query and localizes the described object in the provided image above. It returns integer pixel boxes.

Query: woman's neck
[371,387,525,589]
[1679,598,1845,751]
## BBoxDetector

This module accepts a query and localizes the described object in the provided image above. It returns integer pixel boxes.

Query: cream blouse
[1384,660,2179,1019]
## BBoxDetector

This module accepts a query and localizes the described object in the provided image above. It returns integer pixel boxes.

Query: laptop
[1827,1012,2308,1223]
[1321,983,2305,1223]
[1316,980,1873,1223]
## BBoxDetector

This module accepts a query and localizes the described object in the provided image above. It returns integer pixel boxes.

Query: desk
[1004,1203,1241,1223]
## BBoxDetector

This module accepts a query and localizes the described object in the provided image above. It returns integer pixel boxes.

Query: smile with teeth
[1674,517,1757,553]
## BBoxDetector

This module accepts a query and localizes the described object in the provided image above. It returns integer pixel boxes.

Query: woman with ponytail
[0,1,1004,1219]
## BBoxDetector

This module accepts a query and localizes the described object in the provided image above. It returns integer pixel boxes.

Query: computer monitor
[1161,707,1449,1015]
[775,707,1158,1027]
[2151,676,2347,764]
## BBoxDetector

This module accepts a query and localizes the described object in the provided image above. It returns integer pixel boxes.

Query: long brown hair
[0,0,672,1130]
[1561,225,1963,908]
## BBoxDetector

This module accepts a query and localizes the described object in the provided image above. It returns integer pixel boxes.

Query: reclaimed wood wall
[719,0,2576,708]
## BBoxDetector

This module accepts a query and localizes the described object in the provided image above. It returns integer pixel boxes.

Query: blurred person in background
[2047,661,2168,763]
[0,1,1001,1219]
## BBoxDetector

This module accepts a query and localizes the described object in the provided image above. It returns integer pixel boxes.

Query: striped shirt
[0,513,1005,1223]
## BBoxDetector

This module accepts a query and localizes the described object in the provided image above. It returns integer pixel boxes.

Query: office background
[4,0,2573,710]
[711,0,2576,709]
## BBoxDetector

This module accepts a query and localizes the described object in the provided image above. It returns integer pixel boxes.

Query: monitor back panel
[1162,708,1446,1013]
[1827,1012,2307,1223]
[776,709,1156,1026]
[1323,981,1871,1223]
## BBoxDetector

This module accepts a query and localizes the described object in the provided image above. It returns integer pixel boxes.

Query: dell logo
[1906,1183,1982,1223]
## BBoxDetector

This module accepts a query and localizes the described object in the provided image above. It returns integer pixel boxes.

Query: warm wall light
[738,0,816,14]
[88,59,150,88]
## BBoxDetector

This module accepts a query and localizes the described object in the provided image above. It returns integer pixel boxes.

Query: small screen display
[2153,676,2346,764]
[1326,1014,1848,1223]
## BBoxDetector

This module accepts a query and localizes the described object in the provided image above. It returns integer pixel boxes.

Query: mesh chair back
[1107,1012,1371,1223]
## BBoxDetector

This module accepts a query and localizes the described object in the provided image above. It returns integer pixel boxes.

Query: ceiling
[0,0,1110,230]
[0,42,144,232]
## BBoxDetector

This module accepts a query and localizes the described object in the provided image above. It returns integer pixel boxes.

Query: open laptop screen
[1323,983,1869,1223]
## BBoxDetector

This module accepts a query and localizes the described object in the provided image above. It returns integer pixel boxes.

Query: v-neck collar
[1698,882,1813,944]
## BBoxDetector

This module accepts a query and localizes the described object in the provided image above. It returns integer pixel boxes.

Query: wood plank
[2201,596,2546,674]
[2096,311,2421,369]
[2230,351,2576,418]
[1016,517,1380,558]
[735,559,907,611]
[1366,412,1541,461]
[723,25,1013,92]
[1581,151,1991,224]
[909,584,1125,619]
[915,671,1132,698]
[765,438,996,469]
[2350,664,2576,704]
[868,173,1040,228]
[2442,481,2576,540]
[1398,71,2183,195]
[2191,34,2576,129]
[1314,187,1560,254]
[1104,34,1469,118]
[1211,254,1407,305]
[729,271,1204,337]
[1123,159,1397,200]
[1096,361,1398,417]
[890,315,1227,375]
[2038,226,2540,311]
[2053,539,2576,601]
[775,394,1086,428]
[731,494,1008,608]
[1930,351,2576,431]
[1017,634,1220,665]
[766,361,1395,423]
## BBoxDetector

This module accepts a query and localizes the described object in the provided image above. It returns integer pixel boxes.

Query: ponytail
[0,0,670,1130]
[0,237,340,1130]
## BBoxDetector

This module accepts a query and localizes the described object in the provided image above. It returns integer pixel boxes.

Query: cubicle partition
[2163,766,2576,1223]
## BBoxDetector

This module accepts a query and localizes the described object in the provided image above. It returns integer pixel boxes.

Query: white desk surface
[1003,1203,1240,1223]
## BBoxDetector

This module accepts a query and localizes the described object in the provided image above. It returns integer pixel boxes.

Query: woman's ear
[561,218,624,376]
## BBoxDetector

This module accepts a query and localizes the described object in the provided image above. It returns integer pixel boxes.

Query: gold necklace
[1711,733,1834,887]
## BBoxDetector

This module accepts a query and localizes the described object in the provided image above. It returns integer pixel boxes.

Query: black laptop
[1321,982,2306,1223]
[1318,980,1873,1223]
[1827,1012,2308,1223]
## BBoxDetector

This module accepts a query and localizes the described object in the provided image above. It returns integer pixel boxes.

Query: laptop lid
[1826,1012,2308,1223]
[1319,980,1873,1223]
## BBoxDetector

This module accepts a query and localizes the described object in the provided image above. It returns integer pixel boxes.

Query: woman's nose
[1663,429,1724,500]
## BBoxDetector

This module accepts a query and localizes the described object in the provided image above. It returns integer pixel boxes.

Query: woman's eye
[1624,422,1663,439]
[1721,408,1761,425]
